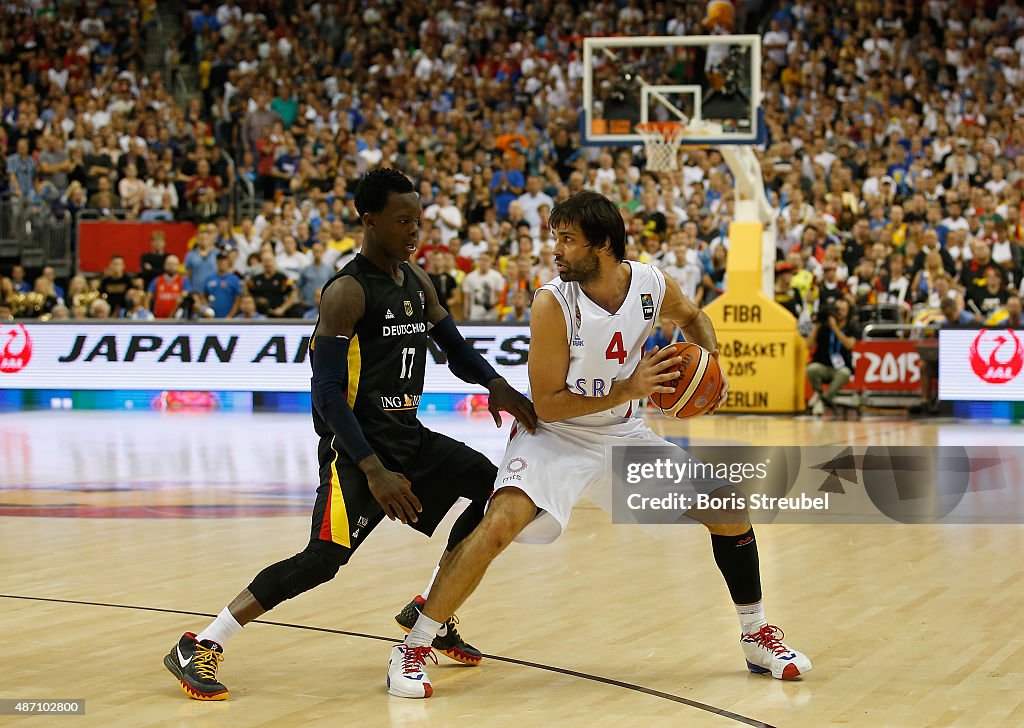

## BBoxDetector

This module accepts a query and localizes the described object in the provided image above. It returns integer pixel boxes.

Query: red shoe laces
[403,646,437,675]
[750,625,788,655]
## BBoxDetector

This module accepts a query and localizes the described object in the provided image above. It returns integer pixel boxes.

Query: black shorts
[310,428,496,558]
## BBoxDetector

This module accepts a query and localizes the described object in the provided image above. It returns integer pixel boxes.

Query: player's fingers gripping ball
[650,342,724,418]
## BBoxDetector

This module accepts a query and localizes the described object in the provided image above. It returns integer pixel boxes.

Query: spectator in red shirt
[254,124,281,200]
[185,159,223,222]
[147,255,192,319]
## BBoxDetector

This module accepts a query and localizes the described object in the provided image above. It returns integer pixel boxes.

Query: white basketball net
[636,122,688,172]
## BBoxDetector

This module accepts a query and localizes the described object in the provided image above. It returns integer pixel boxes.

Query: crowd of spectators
[0,0,240,227]
[2,0,1024,362]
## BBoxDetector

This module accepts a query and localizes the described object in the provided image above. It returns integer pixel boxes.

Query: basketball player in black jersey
[164,168,536,701]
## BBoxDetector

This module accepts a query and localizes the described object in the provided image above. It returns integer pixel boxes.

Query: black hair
[548,191,626,262]
[353,168,415,216]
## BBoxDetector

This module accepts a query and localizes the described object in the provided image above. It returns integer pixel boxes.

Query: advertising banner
[939,329,1024,402]
[847,340,922,392]
[0,322,530,394]
[78,221,196,274]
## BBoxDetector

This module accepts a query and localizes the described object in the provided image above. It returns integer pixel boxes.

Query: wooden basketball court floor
[2,409,1023,727]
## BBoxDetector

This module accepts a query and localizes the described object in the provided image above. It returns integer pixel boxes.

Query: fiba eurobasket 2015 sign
[939,329,1024,401]
[0,322,531,394]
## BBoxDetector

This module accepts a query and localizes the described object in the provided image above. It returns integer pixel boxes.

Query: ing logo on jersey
[574,303,582,329]
[404,300,414,317]
[641,293,654,320]
[380,393,422,409]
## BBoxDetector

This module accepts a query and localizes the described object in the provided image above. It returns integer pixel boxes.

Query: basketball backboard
[582,35,762,147]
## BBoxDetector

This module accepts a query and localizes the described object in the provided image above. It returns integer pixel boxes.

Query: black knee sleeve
[247,540,347,611]
[444,457,496,551]
[446,497,486,551]
[460,458,498,503]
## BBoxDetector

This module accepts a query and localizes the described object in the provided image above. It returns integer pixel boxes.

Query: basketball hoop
[635,121,687,172]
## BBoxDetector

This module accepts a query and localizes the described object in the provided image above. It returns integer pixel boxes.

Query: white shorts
[493,417,667,544]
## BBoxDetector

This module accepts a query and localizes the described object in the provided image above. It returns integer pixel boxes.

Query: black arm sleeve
[310,335,374,464]
[429,315,500,387]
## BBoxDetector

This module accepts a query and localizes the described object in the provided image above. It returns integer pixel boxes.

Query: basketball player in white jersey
[388,191,811,698]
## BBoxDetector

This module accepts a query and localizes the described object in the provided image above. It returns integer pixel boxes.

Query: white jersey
[539,261,666,427]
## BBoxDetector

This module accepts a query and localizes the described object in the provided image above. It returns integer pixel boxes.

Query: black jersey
[311,254,429,472]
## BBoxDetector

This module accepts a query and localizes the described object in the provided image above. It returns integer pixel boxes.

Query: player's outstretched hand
[365,466,421,524]
[708,349,730,414]
[625,345,682,400]
[487,378,538,433]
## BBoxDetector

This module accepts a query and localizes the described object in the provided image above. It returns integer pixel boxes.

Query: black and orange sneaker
[163,632,229,700]
[395,596,483,666]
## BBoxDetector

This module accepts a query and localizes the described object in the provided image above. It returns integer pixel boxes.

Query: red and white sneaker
[387,644,437,698]
[741,624,812,680]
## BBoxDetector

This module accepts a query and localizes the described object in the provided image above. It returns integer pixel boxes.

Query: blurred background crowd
[0,0,1022,341]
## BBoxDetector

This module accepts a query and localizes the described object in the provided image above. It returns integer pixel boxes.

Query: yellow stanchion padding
[703,221,806,413]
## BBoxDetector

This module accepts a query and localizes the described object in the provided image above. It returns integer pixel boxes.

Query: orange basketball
[649,342,723,418]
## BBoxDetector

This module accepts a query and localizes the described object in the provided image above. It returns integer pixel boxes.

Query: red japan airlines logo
[0,324,32,373]
[969,329,1023,384]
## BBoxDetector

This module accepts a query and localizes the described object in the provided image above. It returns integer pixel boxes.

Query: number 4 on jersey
[605,332,627,364]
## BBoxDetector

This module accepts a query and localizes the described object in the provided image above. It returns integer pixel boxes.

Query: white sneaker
[741,624,812,680]
[807,392,821,410]
[812,399,825,416]
[387,644,437,698]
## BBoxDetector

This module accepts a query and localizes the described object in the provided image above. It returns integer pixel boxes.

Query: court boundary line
[0,593,777,728]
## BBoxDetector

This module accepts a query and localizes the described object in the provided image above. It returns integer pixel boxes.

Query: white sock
[736,601,767,634]
[404,612,443,648]
[421,565,441,599]
[196,607,244,648]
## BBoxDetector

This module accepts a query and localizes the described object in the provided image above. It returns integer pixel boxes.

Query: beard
[557,248,601,283]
